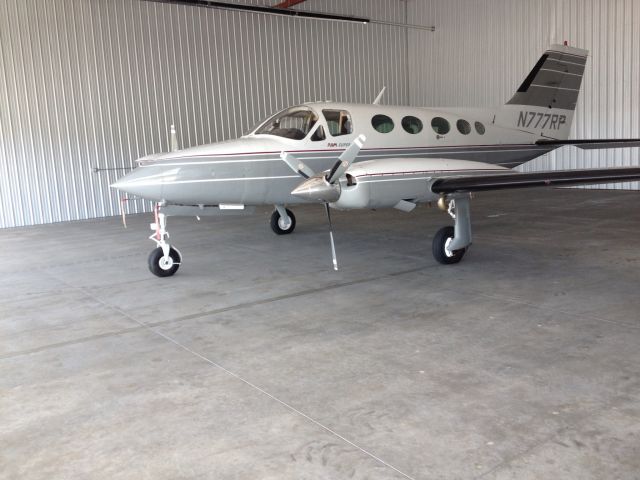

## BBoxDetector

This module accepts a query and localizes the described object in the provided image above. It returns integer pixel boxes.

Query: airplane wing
[536,139,640,149]
[431,167,640,194]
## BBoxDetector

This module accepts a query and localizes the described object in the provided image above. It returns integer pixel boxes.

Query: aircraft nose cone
[110,166,167,201]
[291,175,340,203]
[110,169,139,192]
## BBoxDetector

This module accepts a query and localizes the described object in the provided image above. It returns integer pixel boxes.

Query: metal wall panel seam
[20,0,47,224]
[18,0,40,224]
[68,0,90,219]
[5,0,29,226]
[86,0,108,217]
[105,0,125,216]
[0,1,16,228]
[78,0,99,218]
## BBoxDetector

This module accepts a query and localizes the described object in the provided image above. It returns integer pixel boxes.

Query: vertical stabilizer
[500,44,588,139]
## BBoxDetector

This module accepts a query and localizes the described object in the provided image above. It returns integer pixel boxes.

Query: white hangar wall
[407,0,640,190]
[2,0,638,228]
[0,0,411,228]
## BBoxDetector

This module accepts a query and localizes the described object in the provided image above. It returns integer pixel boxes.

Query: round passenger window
[401,116,423,134]
[371,114,394,133]
[475,121,486,135]
[456,119,471,135]
[431,117,450,135]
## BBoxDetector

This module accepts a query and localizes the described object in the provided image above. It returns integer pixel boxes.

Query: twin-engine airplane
[112,44,640,277]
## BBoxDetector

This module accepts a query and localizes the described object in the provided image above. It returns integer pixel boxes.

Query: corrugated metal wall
[0,0,410,228]
[2,0,637,228]
[407,0,640,189]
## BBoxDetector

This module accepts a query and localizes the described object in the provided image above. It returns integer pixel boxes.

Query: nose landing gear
[148,246,181,277]
[148,204,182,277]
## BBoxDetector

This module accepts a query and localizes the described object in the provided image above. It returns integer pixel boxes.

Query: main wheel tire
[148,246,181,277]
[432,226,466,265]
[270,208,296,235]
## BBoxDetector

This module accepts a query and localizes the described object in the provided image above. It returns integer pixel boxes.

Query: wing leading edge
[431,167,640,194]
[536,139,640,149]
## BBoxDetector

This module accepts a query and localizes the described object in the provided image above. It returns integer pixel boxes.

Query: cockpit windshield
[255,107,318,140]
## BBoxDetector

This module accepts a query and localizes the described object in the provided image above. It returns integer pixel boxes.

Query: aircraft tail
[500,44,588,139]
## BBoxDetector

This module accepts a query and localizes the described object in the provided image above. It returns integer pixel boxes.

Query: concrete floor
[1,188,639,479]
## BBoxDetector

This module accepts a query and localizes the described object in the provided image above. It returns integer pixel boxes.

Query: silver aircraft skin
[116,102,555,207]
[113,44,640,277]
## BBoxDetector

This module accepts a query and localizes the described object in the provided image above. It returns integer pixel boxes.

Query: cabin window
[475,121,486,135]
[456,119,471,135]
[372,114,394,133]
[323,110,353,137]
[401,116,423,134]
[431,117,450,135]
[255,107,318,140]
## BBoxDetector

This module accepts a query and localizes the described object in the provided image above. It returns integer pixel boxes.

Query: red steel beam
[274,0,306,8]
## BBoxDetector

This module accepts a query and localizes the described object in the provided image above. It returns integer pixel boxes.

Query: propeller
[288,134,367,271]
[290,134,366,203]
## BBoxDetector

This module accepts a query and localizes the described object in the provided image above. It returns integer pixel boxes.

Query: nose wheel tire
[432,226,466,265]
[270,208,296,235]
[148,246,181,277]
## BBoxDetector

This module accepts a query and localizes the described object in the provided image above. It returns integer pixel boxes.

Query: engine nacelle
[331,158,509,210]
[330,158,441,210]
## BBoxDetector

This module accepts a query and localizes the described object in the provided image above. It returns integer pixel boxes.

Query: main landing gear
[148,204,182,277]
[270,205,296,235]
[432,194,472,265]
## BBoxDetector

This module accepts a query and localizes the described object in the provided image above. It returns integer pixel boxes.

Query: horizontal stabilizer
[536,139,640,149]
[431,167,640,194]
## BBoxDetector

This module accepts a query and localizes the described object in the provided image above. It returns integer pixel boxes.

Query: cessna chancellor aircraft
[112,44,640,277]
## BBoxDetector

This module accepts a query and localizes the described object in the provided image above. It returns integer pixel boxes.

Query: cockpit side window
[322,110,353,137]
[255,107,318,140]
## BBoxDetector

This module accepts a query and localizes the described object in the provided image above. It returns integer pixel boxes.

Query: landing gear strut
[432,194,472,265]
[148,204,182,277]
[270,206,296,235]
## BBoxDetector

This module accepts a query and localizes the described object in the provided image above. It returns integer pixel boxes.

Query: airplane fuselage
[114,102,560,206]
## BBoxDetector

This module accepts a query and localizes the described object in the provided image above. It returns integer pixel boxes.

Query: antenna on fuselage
[373,86,386,105]
[170,124,179,152]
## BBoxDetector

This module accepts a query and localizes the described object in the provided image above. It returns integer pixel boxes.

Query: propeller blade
[326,134,366,184]
[281,151,315,179]
[325,203,338,271]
